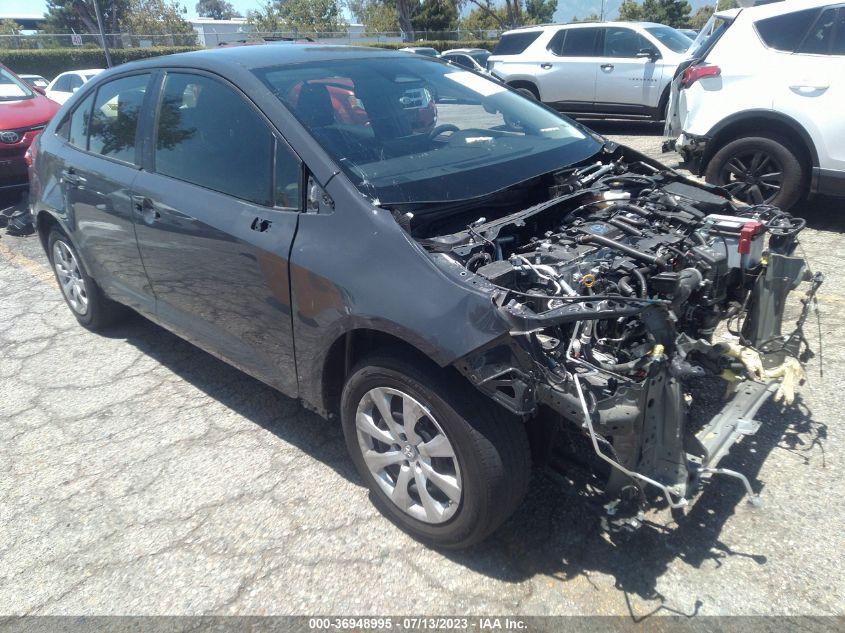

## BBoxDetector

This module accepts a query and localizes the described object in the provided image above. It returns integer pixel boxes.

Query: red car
[0,63,60,198]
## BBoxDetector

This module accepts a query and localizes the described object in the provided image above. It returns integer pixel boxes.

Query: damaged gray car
[31,45,821,548]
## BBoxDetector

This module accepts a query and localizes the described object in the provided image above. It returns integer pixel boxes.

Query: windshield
[645,26,693,53]
[0,67,33,101]
[255,57,600,204]
[471,51,490,64]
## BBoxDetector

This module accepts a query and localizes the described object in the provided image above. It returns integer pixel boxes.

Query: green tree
[524,0,557,24]
[0,19,24,49]
[279,0,346,32]
[348,0,400,32]
[195,0,240,19]
[617,0,692,28]
[247,2,285,31]
[121,0,195,43]
[685,0,736,31]
[412,0,459,32]
[571,12,601,21]
[689,5,713,29]
[461,5,508,30]
[463,0,524,29]
[247,0,346,33]
[43,0,131,47]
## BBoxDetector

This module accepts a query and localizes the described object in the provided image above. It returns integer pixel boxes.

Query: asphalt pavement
[1,125,844,616]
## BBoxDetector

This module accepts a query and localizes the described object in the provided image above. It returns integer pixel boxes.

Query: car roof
[443,48,487,53]
[735,0,833,19]
[503,21,668,34]
[116,44,403,75]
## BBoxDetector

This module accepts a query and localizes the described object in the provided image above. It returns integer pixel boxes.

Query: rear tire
[47,229,124,331]
[704,134,806,210]
[340,354,531,548]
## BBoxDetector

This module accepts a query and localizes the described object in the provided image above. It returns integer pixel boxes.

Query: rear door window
[493,31,542,55]
[833,8,845,53]
[551,27,601,57]
[68,74,84,92]
[602,27,651,57]
[154,72,274,207]
[755,8,820,51]
[88,74,150,165]
[53,75,70,92]
[67,92,95,149]
[799,7,839,54]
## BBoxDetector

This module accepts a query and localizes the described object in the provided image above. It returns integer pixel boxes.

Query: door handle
[132,196,160,223]
[250,216,272,232]
[540,62,552,69]
[789,84,829,93]
[61,169,86,187]
[601,64,614,71]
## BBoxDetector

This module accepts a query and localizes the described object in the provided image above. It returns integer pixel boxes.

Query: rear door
[131,70,302,394]
[53,72,154,312]
[772,5,845,175]
[594,26,664,112]
[541,26,601,104]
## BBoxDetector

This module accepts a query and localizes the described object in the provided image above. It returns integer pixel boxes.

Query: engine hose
[578,233,668,269]
[611,213,648,228]
[608,218,643,237]
[618,276,635,296]
[613,202,653,218]
[632,267,648,299]
[466,251,492,272]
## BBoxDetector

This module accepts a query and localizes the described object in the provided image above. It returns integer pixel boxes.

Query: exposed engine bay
[407,146,822,520]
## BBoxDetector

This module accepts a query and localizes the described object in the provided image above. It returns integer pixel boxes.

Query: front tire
[341,354,531,548]
[47,229,124,330]
[704,134,806,209]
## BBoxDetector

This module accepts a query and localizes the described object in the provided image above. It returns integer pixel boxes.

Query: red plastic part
[738,221,764,254]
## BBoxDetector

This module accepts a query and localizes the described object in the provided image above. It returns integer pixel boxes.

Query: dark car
[0,64,60,199]
[31,45,817,548]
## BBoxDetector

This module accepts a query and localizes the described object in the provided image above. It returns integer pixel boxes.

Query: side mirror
[636,47,660,61]
[72,86,79,93]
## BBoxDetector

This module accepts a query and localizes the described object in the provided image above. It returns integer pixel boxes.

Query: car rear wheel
[47,229,124,330]
[340,354,531,548]
[704,135,806,210]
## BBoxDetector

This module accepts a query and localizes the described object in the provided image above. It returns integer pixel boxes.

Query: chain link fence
[0,29,502,51]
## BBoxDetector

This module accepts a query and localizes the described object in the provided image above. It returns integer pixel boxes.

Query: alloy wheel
[355,386,462,524]
[52,240,88,315]
[718,150,784,204]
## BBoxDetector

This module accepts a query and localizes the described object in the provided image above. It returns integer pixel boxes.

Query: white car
[667,0,845,209]
[440,48,491,73]
[487,22,692,120]
[45,69,104,104]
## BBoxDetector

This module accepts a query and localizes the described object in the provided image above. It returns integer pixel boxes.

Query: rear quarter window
[755,8,821,52]
[493,31,542,55]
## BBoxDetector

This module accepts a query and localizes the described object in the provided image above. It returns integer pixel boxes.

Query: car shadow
[102,311,825,616]
[444,394,824,614]
[791,195,845,232]
[103,311,360,486]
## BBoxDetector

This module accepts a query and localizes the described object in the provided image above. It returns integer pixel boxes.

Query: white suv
[667,0,845,209]
[488,22,692,120]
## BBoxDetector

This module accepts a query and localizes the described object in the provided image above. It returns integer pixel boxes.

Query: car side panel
[290,178,511,416]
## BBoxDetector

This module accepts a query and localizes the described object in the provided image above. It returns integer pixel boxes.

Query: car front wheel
[704,134,806,210]
[340,354,531,548]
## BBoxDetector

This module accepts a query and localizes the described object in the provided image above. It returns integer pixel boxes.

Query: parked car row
[1,66,103,209]
[666,0,845,209]
[488,21,694,121]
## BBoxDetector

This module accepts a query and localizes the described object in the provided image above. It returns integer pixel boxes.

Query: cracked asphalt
[1,125,844,617]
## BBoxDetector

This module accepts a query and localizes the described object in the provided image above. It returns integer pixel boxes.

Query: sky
[0,0,271,21]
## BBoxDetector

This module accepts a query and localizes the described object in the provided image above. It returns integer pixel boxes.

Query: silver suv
[488,22,692,120]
